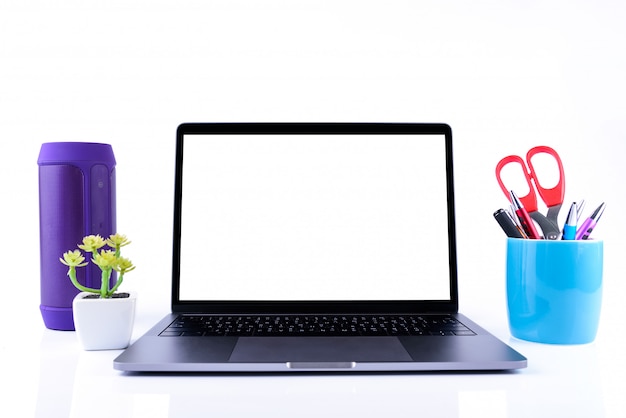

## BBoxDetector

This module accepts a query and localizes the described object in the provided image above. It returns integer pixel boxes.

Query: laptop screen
[174,124,457,309]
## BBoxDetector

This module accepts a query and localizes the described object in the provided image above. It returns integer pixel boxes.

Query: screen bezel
[171,123,458,314]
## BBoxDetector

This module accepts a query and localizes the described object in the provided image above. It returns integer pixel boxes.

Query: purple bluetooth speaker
[38,142,117,330]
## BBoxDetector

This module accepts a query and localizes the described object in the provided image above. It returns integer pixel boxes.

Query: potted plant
[60,233,137,350]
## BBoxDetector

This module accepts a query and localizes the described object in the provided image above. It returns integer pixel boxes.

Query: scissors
[495,145,565,240]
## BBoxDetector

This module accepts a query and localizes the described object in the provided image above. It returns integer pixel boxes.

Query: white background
[1,1,625,417]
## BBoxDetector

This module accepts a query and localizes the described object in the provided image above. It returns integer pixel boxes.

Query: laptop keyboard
[159,314,476,337]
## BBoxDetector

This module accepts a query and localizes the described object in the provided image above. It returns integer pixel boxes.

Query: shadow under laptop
[110,371,514,417]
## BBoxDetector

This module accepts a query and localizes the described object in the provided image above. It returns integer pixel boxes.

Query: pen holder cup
[506,238,603,344]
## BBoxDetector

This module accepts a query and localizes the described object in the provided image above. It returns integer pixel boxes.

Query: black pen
[493,208,526,238]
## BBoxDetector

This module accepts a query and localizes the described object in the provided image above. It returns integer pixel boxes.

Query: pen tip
[509,190,522,207]
[565,202,577,224]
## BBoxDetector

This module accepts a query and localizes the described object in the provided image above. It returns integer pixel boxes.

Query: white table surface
[4,285,624,418]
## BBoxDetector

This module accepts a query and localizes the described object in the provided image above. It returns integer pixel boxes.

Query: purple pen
[576,202,606,240]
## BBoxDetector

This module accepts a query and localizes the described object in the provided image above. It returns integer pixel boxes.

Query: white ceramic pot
[72,291,137,350]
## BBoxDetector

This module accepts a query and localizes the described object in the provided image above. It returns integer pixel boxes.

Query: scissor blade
[529,211,560,240]
[546,204,562,228]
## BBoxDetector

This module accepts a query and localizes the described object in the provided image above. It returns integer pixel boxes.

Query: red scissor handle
[525,146,565,208]
[495,154,538,212]
[495,145,565,213]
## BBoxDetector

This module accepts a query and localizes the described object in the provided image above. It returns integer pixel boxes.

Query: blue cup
[506,238,603,344]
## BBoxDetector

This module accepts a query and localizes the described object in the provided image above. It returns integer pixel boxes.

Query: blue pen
[562,202,577,240]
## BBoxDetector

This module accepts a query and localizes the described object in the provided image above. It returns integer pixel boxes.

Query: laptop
[114,122,527,372]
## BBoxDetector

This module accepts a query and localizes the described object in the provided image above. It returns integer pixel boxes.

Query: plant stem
[67,267,99,294]
[109,274,124,295]
[100,268,111,298]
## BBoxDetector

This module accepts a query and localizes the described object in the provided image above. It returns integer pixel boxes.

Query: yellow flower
[106,233,131,250]
[59,250,88,268]
[78,235,107,254]
[92,249,118,269]
[114,256,136,275]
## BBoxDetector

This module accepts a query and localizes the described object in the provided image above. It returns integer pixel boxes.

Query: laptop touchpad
[229,337,412,363]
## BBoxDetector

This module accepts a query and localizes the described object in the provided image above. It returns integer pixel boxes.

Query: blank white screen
[179,134,451,301]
